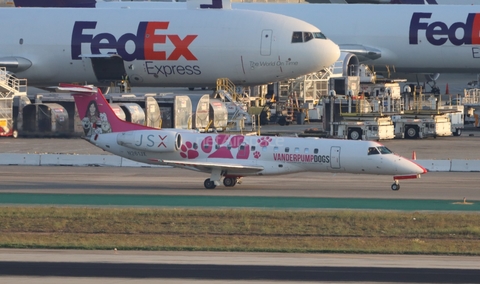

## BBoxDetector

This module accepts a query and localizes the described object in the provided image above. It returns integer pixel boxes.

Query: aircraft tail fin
[58,83,154,137]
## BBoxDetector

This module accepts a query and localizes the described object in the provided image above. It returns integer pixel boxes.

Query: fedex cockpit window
[314,32,327,39]
[292,32,303,43]
[292,31,328,43]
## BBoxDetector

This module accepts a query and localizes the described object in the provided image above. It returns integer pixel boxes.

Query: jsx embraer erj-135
[0,0,340,88]
[61,83,427,191]
[124,1,480,80]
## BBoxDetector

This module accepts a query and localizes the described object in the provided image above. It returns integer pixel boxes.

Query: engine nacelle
[116,130,182,153]
[336,52,360,77]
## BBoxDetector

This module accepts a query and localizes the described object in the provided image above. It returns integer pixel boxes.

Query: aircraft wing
[149,159,264,175]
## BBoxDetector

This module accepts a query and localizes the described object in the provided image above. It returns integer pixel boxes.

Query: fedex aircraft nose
[269,13,341,78]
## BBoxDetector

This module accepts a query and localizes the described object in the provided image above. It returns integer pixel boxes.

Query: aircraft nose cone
[399,157,428,175]
[320,40,341,68]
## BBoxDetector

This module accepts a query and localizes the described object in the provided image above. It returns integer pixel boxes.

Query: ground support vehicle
[391,114,452,139]
[335,115,395,141]
[439,105,464,136]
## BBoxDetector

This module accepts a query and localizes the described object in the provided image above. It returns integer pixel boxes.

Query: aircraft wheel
[453,129,462,136]
[223,177,237,187]
[204,178,216,189]
[12,130,18,139]
[348,128,361,140]
[391,183,400,191]
[405,126,419,139]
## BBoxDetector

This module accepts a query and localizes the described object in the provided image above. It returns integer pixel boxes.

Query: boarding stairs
[0,67,27,136]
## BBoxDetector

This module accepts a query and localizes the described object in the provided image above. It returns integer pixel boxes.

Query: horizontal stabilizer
[57,83,97,94]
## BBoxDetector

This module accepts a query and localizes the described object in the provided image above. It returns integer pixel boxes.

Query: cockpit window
[368,147,380,155]
[304,32,313,42]
[293,31,327,43]
[292,31,303,43]
[314,32,327,39]
[378,146,393,154]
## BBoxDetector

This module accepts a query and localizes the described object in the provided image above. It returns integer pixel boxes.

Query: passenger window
[285,147,290,153]
[304,148,309,154]
[314,148,319,154]
[368,147,380,155]
[294,147,299,153]
[274,146,279,152]
[262,146,267,152]
[251,146,256,151]
[292,32,303,43]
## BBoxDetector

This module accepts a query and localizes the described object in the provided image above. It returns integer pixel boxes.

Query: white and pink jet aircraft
[61,83,427,191]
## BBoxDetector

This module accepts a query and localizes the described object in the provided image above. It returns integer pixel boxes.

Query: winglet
[58,83,154,138]
[187,0,231,10]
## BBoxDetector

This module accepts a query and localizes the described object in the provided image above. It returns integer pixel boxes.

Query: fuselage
[89,130,426,177]
[0,7,340,87]
[112,2,480,74]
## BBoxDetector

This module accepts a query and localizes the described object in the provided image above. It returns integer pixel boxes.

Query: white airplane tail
[58,83,154,137]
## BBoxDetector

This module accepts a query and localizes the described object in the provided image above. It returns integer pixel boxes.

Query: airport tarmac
[1,124,480,283]
[0,250,479,283]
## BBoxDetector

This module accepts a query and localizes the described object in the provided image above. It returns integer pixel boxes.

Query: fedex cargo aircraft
[99,1,480,78]
[0,0,340,88]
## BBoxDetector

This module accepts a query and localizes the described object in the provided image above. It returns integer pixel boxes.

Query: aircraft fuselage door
[90,55,126,82]
[260,29,273,56]
[330,146,341,169]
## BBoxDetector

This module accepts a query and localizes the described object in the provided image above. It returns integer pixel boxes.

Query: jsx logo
[409,13,480,46]
[71,21,198,61]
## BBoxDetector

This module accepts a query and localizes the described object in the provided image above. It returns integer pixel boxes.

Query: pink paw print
[257,136,272,147]
[253,151,261,159]
[180,141,199,159]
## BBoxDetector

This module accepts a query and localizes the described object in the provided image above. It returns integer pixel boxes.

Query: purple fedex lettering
[200,0,223,9]
[71,21,198,61]
[409,13,480,46]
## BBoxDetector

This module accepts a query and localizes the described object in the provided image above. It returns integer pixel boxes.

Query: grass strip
[0,207,479,255]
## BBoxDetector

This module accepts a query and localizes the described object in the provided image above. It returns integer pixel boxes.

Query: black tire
[204,178,216,189]
[453,129,462,137]
[223,177,237,187]
[348,128,361,140]
[405,126,419,139]
[391,183,400,191]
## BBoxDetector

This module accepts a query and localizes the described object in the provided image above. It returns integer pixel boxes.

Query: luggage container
[118,103,145,125]
[156,94,192,129]
[209,99,228,131]
[189,94,210,131]
[21,103,69,136]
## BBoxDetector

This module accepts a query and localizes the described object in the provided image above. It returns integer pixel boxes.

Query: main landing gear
[203,177,242,189]
[391,180,400,191]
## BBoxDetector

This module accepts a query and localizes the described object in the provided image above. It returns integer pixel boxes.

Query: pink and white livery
[62,83,427,191]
